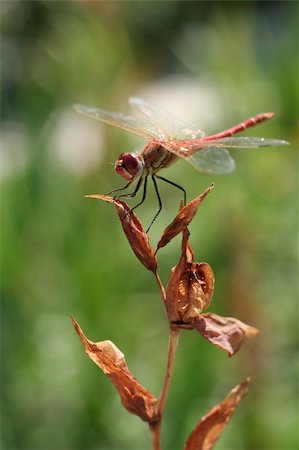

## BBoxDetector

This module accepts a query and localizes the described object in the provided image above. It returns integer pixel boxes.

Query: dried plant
[72,184,259,449]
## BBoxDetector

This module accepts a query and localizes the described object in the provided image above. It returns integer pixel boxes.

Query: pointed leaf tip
[85,194,115,202]
[156,184,214,252]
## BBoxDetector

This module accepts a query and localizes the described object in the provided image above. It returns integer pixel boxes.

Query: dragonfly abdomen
[204,112,274,142]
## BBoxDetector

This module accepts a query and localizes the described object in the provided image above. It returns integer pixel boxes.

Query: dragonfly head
[114,152,144,181]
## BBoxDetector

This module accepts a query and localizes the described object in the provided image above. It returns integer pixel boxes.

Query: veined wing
[171,136,289,155]
[187,147,236,174]
[183,135,289,173]
[129,97,205,141]
[163,133,289,174]
[73,104,163,140]
[162,140,236,174]
[203,136,290,148]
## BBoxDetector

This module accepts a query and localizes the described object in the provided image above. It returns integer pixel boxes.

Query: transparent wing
[163,134,289,174]
[129,97,205,141]
[73,104,163,140]
[204,136,290,148]
[162,139,235,174]
[162,135,290,160]
[186,147,236,174]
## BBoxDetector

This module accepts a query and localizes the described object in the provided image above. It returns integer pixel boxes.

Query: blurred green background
[1,1,298,449]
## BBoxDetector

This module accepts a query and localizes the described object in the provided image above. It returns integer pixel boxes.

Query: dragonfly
[74,97,289,231]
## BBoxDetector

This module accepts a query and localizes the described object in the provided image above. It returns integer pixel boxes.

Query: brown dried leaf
[195,312,260,357]
[85,194,157,273]
[184,378,251,450]
[156,184,214,252]
[165,230,215,324]
[71,316,159,422]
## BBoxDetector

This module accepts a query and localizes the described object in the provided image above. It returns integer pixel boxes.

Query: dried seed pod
[165,229,214,324]
[165,230,259,356]
[175,261,214,324]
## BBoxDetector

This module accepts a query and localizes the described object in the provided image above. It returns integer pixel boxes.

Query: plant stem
[149,421,162,450]
[149,327,180,449]
[158,327,180,417]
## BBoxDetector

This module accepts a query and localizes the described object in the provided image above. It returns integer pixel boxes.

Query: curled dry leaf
[184,378,251,450]
[71,316,159,423]
[85,194,157,273]
[165,229,215,324]
[156,184,214,252]
[195,312,260,357]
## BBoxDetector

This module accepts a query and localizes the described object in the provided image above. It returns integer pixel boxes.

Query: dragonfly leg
[156,175,187,205]
[121,175,148,221]
[114,176,144,199]
[105,180,133,196]
[146,176,163,233]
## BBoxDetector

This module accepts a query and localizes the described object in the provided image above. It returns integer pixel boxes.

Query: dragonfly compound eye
[114,153,144,180]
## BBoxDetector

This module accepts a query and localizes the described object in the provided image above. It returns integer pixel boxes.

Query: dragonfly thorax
[114,152,144,181]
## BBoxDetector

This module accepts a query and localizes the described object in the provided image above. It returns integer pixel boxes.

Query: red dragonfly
[74,97,288,230]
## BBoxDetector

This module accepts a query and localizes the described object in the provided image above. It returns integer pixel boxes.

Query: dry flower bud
[85,194,158,273]
[71,316,159,423]
[156,184,214,252]
[184,378,251,450]
[166,230,214,324]
[195,312,260,357]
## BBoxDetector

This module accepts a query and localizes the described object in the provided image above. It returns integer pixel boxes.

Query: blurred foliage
[1,1,298,449]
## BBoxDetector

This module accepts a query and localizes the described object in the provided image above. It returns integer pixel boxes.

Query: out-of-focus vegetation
[1,2,298,449]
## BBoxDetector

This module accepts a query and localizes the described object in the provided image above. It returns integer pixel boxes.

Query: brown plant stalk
[148,327,181,449]
[157,327,180,419]
[72,185,259,449]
